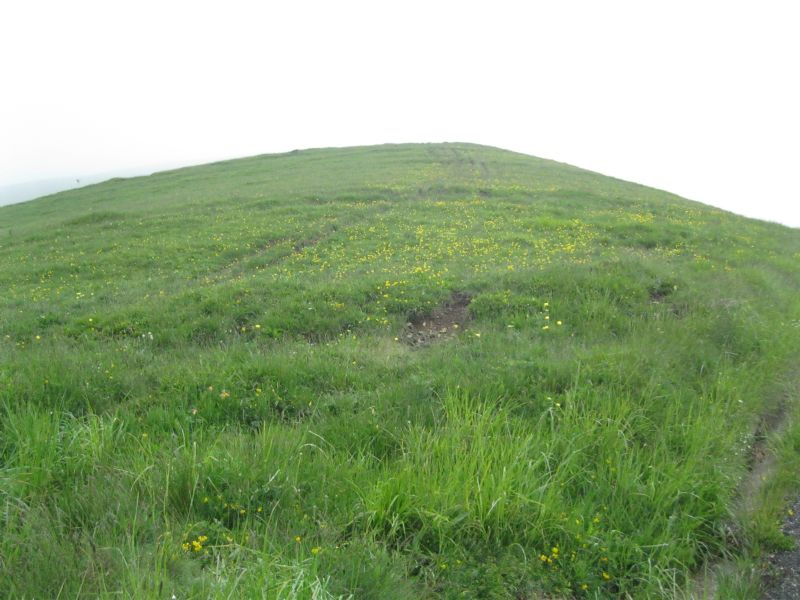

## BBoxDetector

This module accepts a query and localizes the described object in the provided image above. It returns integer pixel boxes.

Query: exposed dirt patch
[762,496,800,599]
[691,378,800,600]
[691,393,792,598]
[402,292,471,347]
[759,378,800,600]
[742,401,789,506]
[648,281,677,303]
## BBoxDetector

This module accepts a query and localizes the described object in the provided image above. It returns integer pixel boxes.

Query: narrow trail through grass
[762,494,800,599]
[689,369,800,599]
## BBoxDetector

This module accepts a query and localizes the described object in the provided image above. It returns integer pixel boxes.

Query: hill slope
[1,143,799,599]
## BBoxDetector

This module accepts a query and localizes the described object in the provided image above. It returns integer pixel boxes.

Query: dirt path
[761,496,800,599]
[691,388,796,599]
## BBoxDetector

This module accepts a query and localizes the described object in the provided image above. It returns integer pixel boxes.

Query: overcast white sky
[1,0,798,226]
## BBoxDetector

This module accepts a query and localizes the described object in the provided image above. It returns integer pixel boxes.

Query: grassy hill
[1,143,799,599]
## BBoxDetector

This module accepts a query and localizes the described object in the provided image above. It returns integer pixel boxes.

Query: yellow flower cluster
[181,534,209,552]
[539,545,559,565]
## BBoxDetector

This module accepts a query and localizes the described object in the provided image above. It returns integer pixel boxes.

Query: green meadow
[1,143,798,598]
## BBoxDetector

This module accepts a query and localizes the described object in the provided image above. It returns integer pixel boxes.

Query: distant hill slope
[0,177,88,207]
[0,142,729,222]
[1,143,799,599]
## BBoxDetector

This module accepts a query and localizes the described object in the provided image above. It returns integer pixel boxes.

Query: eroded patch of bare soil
[762,496,800,600]
[402,292,471,347]
[742,402,789,512]
[736,398,800,600]
[693,394,793,599]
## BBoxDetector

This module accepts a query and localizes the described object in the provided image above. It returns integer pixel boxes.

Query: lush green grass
[1,143,798,598]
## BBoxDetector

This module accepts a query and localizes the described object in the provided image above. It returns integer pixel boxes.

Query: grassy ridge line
[1,143,799,598]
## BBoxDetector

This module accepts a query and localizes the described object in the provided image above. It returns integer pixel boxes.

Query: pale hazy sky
[1,1,798,227]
